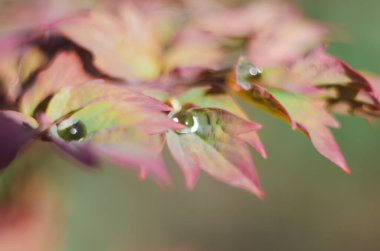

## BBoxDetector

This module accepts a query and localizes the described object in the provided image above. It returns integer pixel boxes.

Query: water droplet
[240,62,262,78]
[238,61,262,90]
[57,118,87,141]
[170,111,199,134]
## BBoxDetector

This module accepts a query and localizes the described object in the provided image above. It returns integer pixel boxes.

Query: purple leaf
[0,111,38,169]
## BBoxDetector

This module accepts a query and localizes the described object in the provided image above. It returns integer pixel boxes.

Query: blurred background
[2,0,380,250]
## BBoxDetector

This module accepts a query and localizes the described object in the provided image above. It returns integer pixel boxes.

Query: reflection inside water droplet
[240,62,262,78]
[170,111,199,134]
[56,118,87,141]
[238,61,262,90]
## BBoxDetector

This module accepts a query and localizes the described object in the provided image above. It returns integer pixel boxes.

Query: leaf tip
[139,168,148,181]
[245,181,265,199]
[256,190,265,200]
[342,165,351,174]
[262,151,268,160]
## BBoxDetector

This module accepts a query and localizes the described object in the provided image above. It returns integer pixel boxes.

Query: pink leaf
[20,51,90,115]
[0,111,38,170]
[231,58,350,173]
[167,108,264,197]
[55,5,162,82]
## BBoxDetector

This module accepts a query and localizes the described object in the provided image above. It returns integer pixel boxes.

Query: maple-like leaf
[169,87,267,158]
[167,107,264,197]
[230,57,351,172]
[2,79,182,183]
[54,3,226,85]
[43,82,182,183]
[0,0,379,198]
[55,5,162,82]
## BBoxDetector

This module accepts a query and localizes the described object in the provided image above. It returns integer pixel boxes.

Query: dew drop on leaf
[238,60,262,90]
[57,118,87,141]
[170,111,199,134]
